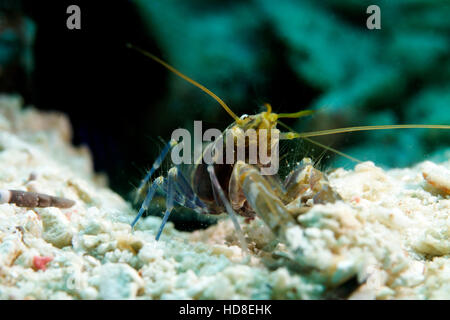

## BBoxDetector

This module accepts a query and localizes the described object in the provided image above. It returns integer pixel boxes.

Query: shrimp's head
[237,103,314,134]
[236,103,280,132]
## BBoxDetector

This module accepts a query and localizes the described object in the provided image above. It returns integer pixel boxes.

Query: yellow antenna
[277,109,315,119]
[288,124,450,138]
[127,43,242,124]
[277,120,362,163]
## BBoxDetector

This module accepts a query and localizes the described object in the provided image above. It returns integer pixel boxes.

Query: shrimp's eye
[240,114,249,120]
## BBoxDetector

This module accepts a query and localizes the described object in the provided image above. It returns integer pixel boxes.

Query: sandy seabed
[0,95,448,299]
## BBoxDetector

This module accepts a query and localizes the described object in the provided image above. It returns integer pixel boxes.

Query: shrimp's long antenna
[277,110,315,119]
[288,124,450,139]
[277,120,362,163]
[127,43,242,124]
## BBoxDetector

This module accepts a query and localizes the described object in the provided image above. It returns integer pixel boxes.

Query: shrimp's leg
[134,139,178,203]
[160,167,208,213]
[131,176,164,228]
[155,167,176,241]
[136,167,207,238]
[207,165,249,254]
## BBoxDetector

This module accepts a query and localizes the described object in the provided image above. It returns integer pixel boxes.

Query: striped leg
[131,176,164,228]
[134,139,177,203]
[155,167,210,240]
[207,165,248,254]
[155,168,177,241]
[134,166,209,239]
[172,167,208,213]
[157,167,208,213]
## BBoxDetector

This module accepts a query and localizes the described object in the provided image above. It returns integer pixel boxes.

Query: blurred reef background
[0,0,449,230]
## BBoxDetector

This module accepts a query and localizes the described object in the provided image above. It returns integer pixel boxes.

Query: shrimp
[127,44,450,253]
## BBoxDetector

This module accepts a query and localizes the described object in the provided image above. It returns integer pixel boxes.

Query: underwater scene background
[1,0,449,231]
